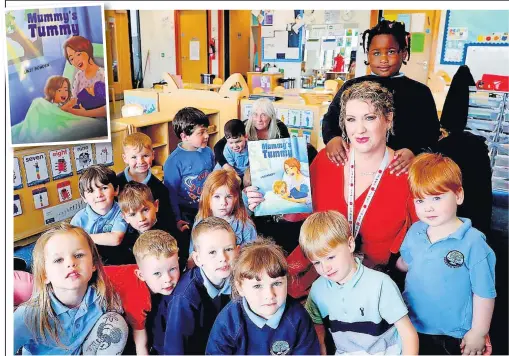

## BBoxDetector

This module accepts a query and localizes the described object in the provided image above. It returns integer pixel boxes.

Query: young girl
[44,76,71,107]
[205,238,320,355]
[188,169,257,254]
[13,223,128,355]
[322,20,440,175]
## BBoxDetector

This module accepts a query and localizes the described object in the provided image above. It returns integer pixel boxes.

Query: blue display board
[440,10,509,65]
[261,10,304,62]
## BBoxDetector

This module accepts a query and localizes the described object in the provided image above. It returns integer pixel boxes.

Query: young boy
[398,153,496,355]
[299,211,419,355]
[118,182,171,262]
[117,132,176,233]
[153,217,239,355]
[222,119,249,179]
[131,229,181,355]
[163,107,214,233]
[71,165,128,265]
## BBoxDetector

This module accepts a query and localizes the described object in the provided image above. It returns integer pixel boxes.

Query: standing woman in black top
[214,98,290,168]
[323,20,440,175]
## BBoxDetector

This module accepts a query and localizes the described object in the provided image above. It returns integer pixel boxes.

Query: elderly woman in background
[214,98,290,168]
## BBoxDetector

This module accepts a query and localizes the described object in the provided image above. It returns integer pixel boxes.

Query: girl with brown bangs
[188,169,256,255]
[206,238,320,355]
[13,223,127,355]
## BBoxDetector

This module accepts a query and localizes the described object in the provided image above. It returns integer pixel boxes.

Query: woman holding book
[246,81,418,294]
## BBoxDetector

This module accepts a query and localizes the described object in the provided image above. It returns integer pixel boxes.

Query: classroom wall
[433,10,509,82]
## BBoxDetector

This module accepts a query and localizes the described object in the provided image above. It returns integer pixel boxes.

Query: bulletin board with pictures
[240,99,329,150]
[13,141,114,242]
[440,10,509,65]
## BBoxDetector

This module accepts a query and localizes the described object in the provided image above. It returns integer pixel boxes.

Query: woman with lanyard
[246,81,417,293]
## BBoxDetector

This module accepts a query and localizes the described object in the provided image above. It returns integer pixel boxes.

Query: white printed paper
[301,110,314,129]
[49,148,73,181]
[95,142,114,166]
[14,194,22,217]
[277,108,289,124]
[73,144,93,174]
[322,39,337,51]
[14,157,23,190]
[410,13,426,33]
[263,37,277,59]
[303,130,312,144]
[32,187,49,210]
[243,104,253,121]
[288,110,301,127]
[57,181,73,203]
[190,41,200,61]
[23,153,50,187]
[306,39,321,51]
[261,26,275,38]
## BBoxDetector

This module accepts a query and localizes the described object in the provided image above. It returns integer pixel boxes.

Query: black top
[214,120,290,166]
[116,170,177,235]
[322,75,440,155]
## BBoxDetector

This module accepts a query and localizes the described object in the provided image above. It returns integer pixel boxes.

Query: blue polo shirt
[223,145,249,176]
[14,286,104,354]
[153,267,231,355]
[206,297,320,355]
[70,202,128,235]
[400,218,496,338]
[305,258,407,354]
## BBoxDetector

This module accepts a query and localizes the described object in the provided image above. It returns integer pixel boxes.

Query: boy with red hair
[397,153,496,355]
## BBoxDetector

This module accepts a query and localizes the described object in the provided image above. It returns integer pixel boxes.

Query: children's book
[248,137,313,216]
[5,4,110,146]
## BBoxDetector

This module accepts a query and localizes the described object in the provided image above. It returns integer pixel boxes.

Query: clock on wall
[341,10,354,21]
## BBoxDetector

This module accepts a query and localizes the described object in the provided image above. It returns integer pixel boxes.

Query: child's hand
[222,163,234,171]
[388,148,415,176]
[177,220,190,232]
[326,136,350,166]
[61,98,77,111]
[244,186,264,211]
[461,329,486,355]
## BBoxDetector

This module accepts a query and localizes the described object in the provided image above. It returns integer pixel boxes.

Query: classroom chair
[252,87,264,94]
[273,86,285,93]
[212,77,223,85]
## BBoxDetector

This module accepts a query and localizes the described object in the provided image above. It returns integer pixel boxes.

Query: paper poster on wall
[324,10,340,24]
[276,108,289,124]
[290,128,300,138]
[243,104,253,121]
[95,142,114,166]
[322,39,336,51]
[73,144,93,174]
[410,13,425,33]
[383,14,398,22]
[449,27,469,40]
[32,187,49,210]
[23,153,50,187]
[302,130,312,144]
[411,33,426,53]
[263,10,273,25]
[14,157,23,190]
[57,181,73,203]
[49,148,73,181]
[346,37,352,47]
[288,110,301,127]
[263,37,277,59]
[397,14,411,31]
[14,194,22,217]
[261,26,275,38]
[190,41,200,61]
[337,37,344,47]
[286,48,300,60]
[301,110,314,129]
[306,39,321,51]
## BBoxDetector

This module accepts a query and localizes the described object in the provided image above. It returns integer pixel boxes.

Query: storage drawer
[468,107,500,120]
[466,118,497,132]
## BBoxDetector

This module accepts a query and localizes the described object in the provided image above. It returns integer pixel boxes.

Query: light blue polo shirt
[70,202,128,235]
[400,218,496,338]
[223,145,249,176]
[306,258,407,354]
[13,286,104,354]
[242,297,286,329]
[200,267,232,298]
[123,166,152,184]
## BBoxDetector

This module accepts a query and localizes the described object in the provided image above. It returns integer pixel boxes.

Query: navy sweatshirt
[152,267,231,355]
[206,297,320,355]
[321,75,440,155]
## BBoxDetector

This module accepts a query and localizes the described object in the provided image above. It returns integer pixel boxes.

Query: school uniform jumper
[152,267,231,355]
[206,297,320,355]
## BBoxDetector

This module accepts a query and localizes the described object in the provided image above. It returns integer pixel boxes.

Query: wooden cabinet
[247,72,283,93]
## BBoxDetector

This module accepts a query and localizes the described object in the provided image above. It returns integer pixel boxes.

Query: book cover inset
[5,4,110,146]
[248,137,312,216]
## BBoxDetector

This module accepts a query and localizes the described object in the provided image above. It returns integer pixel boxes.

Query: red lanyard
[347,148,389,239]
